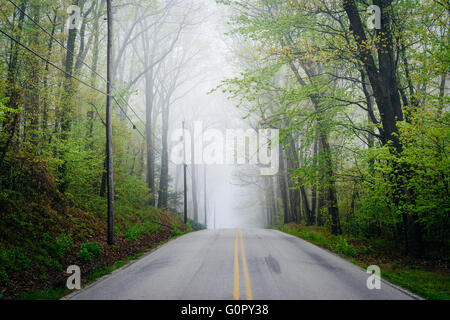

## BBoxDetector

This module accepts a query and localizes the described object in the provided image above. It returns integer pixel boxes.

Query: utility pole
[204,164,207,228]
[183,121,187,225]
[106,0,114,245]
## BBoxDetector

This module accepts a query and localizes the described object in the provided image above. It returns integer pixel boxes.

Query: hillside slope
[0,153,190,299]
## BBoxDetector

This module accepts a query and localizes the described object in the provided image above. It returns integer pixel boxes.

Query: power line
[0,27,145,139]
[112,96,145,138]
[7,0,146,128]
[7,0,105,83]
[6,0,180,148]
[2,4,182,233]
[0,29,105,95]
[2,3,174,151]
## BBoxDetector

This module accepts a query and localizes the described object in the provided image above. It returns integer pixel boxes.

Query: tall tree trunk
[310,135,318,225]
[0,0,26,165]
[58,0,80,193]
[25,3,42,145]
[60,0,79,134]
[286,52,340,234]
[279,148,291,224]
[343,0,422,256]
[190,128,199,222]
[145,70,155,205]
[42,10,57,134]
[319,130,341,235]
[74,1,96,73]
[317,136,326,227]
[158,101,170,209]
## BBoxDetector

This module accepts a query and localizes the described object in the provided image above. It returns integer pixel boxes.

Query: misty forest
[0,0,449,300]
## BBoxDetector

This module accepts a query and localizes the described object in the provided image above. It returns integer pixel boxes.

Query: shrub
[0,269,9,286]
[78,241,102,262]
[187,219,206,231]
[332,237,357,257]
[124,225,145,241]
[124,222,161,241]
[171,225,183,237]
[44,233,73,259]
[300,231,328,247]
[0,247,31,270]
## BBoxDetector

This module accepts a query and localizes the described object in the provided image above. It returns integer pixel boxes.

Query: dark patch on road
[265,255,281,274]
[135,258,171,275]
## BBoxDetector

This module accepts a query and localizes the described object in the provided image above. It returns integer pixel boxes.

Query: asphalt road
[66,228,418,300]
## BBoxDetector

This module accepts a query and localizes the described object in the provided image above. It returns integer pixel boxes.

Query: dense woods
[0,0,448,299]
[218,0,449,258]
[0,0,204,298]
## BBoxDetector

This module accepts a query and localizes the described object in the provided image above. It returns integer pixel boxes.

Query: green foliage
[17,286,69,300]
[331,237,356,257]
[124,225,145,241]
[279,224,450,300]
[187,219,206,231]
[124,221,161,241]
[280,225,355,257]
[42,233,73,260]
[382,269,450,300]
[78,242,102,262]
[217,0,449,253]
[0,96,18,123]
[0,247,31,271]
[300,231,329,247]
[0,269,9,287]
[171,224,184,237]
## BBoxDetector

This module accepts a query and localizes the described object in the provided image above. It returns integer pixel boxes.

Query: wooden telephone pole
[106,0,114,245]
[183,121,187,224]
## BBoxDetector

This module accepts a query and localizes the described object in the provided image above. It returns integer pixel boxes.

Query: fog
[114,0,268,228]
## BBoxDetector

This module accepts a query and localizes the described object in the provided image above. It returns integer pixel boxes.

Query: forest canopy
[0,0,448,300]
[216,0,449,257]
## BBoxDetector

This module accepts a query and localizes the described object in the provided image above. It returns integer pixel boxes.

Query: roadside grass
[0,188,193,299]
[278,224,450,300]
[0,146,202,300]
[17,286,68,300]
[16,254,143,300]
[16,229,194,300]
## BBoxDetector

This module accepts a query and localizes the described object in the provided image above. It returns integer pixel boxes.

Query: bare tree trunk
[310,135,318,225]
[344,0,422,255]
[25,3,42,145]
[58,0,80,193]
[42,10,57,134]
[158,100,170,209]
[279,148,291,224]
[0,0,26,165]
[190,129,199,222]
[319,131,341,235]
[317,137,325,227]
[145,70,155,205]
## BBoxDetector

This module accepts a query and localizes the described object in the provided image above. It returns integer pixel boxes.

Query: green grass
[17,286,69,300]
[77,241,102,262]
[15,228,193,300]
[123,221,162,241]
[278,224,450,300]
[279,225,357,257]
[382,269,450,300]
[15,252,148,300]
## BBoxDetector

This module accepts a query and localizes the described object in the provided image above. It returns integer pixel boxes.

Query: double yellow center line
[233,229,252,300]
